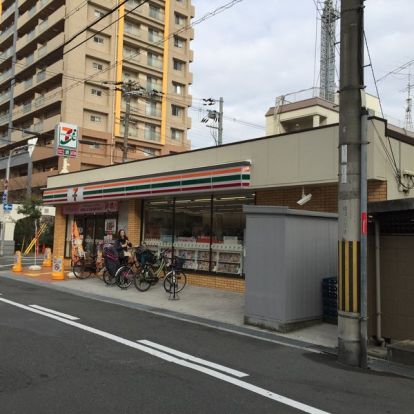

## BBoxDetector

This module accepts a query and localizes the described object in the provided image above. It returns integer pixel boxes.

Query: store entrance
[67,214,118,258]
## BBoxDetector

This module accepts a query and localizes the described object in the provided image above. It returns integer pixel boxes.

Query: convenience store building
[43,117,414,292]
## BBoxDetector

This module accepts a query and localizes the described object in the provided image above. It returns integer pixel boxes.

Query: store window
[175,197,211,271]
[142,193,254,276]
[212,195,254,274]
[143,199,174,251]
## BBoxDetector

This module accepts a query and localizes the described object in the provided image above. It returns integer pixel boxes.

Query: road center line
[0,297,331,414]
[138,339,248,378]
[29,304,79,320]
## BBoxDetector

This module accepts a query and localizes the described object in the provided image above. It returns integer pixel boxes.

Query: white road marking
[138,339,248,378]
[29,304,79,320]
[0,297,331,414]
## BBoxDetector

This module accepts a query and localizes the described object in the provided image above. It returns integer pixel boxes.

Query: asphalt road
[0,277,413,414]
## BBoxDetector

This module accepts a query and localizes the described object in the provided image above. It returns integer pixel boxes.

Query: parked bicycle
[133,246,159,292]
[163,255,187,295]
[72,252,107,280]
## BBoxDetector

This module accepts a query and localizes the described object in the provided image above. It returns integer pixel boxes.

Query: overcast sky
[188,0,414,149]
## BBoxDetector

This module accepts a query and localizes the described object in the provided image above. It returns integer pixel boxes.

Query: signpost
[3,204,12,212]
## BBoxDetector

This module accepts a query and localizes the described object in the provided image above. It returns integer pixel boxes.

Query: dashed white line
[0,297,331,414]
[138,339,248,378]
[29,304,79,320]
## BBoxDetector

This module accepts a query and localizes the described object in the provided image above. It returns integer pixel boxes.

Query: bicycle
[133,246,159,292]
[116,247,144,289]
[163,256,187,295]
[72,252,108,280]
[151,248,171,279]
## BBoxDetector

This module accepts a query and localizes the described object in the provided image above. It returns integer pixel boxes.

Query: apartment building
[0,0,194,201]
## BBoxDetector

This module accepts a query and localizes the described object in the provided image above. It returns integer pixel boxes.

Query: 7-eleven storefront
[44,163,253,292]
[43,123,396,291]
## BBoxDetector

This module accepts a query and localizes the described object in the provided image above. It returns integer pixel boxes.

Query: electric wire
[3,0,245,123]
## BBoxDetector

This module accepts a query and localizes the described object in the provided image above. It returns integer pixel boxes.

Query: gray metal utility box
[244,206,337,332]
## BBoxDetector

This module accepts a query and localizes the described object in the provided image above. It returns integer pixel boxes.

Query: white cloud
[188,0,414,148]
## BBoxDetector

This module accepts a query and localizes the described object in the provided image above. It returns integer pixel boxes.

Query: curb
[0,271,336,355]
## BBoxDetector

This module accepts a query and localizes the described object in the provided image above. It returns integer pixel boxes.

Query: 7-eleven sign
[55,122,79,158]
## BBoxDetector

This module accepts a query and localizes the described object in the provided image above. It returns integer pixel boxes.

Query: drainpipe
[374,220,385,346]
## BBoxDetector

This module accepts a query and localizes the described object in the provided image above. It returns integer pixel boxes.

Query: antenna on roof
[318,0,339,102]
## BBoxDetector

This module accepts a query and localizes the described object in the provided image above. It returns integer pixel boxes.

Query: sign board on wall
[62,201,119,215]
[55,122,78,158]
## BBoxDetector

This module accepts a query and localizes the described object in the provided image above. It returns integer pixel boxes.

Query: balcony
[34,88,62,110]
[0,25,14,44]
[16,5,65,55]
[18,0,59,32]
[15,32,64,77]
[0,113,9,126]
[1,5,15,23]
[8,170,57,191]
[0,92,10,105]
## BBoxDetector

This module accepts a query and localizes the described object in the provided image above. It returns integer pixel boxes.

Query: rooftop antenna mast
[319,0,339,102]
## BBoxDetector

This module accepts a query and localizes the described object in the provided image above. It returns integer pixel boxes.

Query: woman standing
[115,229,132,264]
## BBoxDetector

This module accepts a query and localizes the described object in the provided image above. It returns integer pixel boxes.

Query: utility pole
[122,82,132,163]
[6,2,19,142]
[337,0,365,367]
[218,97,224,145]
[105,80,153,162]
[201,97,224,146]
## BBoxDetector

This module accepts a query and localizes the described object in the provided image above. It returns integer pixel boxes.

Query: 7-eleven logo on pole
[55,122,79,158]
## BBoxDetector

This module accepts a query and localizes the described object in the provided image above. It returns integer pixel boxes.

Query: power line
[63,0,151,57]
[4,0,245,123]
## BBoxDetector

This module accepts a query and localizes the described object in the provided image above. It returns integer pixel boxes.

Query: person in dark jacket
[115,229,132,263]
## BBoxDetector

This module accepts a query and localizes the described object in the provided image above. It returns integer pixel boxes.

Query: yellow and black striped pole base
[338,240,360,314]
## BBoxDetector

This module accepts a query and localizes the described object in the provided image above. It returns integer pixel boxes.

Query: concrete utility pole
[122,83,133,163]
[6,2,19,142]
[218,97,224,145]
[337,0,365,366]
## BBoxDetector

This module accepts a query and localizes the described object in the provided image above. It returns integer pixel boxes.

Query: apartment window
[171,128,183,141]
[175,12,186,26]
[174,36,185,48]
[91,88,102,97]
[172,105,183,117]
[173,82,184,95]
[147,76,160,91]
[149,5,163,20]
[148,28,162,43]
[125,21,140,36]
[148,52,162,68]
[145,124,159,141]
[173,59,185,71]
[94,9,105,18]
[93,62,104,70]
[143,147,158,156]
[93,35,104,44]
[90,115,101,123]
[146,101,159,117]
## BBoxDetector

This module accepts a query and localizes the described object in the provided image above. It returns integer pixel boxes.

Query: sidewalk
[2,267,338,350]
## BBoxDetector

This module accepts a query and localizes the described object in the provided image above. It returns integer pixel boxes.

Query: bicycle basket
[136,247,156,266]
[172,256,185,270]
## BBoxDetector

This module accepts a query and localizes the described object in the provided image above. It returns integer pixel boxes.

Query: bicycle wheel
[116,266,133,289]
[103,268,117,286]
[133,268,152,292]
[72,259,90,279]
[164,270,187,293]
